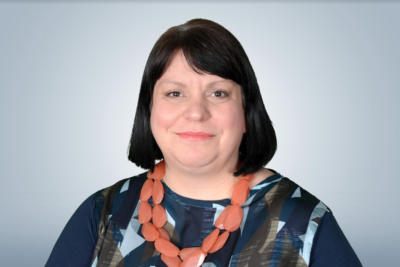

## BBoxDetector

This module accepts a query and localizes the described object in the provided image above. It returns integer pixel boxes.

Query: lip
[176,131,215,142]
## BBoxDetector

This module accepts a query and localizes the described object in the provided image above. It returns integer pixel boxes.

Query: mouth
[176,131,215,142]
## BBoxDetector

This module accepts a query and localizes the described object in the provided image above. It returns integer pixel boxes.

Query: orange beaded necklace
[138,160,254,267]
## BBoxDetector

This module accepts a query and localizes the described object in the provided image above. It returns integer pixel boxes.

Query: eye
[211,90,229,98]
[166,91,182,97]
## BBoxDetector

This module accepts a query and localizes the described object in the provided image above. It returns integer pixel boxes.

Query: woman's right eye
[166,91,181,97]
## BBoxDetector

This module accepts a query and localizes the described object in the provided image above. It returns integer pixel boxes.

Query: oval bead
[138,201,152,223]
[140,179,154,201]
[180,250,206,267]
[155,238,180,257]
[231,179,249,205]
[157,227,170,241]
[152,180,164,205]
[142,222,159,241]
[201,228,220,252]
[148,160,166,180]
[208,231,230,253]
[224,205,243,232]
[179,247,202,261]
[161,254,182,267]
[153,204,167,228]
[215,205,232,230]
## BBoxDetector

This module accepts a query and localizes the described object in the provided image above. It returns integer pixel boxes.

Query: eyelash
[166,90,229,98]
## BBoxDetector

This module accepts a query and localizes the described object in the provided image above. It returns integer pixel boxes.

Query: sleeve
[45,191,99,267]
[309,211,363,267]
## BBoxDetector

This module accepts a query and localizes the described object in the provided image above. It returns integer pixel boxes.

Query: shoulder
[262,175,362,266]
[266,173,330,211]
[270,174,331,233]
[259,172,330,215]
[259,173,332,265]
[91,171,148,226]
[45,173,147,267]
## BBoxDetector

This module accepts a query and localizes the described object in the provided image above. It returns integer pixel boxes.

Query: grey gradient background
[1,1,399,266]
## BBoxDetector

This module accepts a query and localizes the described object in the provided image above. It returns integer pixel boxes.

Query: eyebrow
[158,80,186,87]
[157,80,230,87]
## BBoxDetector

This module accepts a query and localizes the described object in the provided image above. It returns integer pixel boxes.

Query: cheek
[216,105,246,135]
[150,101,178,135]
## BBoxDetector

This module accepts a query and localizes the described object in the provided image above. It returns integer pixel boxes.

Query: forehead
[157,49,232,87]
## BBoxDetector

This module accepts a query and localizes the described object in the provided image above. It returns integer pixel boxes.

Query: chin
[175,151,215,169]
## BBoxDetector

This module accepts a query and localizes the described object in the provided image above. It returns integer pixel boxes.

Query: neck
[162,160,241,201]
[161,159,275,201]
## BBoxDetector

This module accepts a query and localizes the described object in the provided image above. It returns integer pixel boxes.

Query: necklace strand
[138,160,254,267]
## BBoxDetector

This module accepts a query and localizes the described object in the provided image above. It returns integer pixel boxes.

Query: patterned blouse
[46,169,362,267]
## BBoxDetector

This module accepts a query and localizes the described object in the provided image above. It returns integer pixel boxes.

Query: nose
[182,95,211,122]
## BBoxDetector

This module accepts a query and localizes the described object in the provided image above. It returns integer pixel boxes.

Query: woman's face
[151,49,246,170]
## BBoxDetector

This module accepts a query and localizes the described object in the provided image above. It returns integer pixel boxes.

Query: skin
[150,49,274,200]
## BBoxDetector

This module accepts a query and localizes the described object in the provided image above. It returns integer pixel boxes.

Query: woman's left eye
[211,90,229,97]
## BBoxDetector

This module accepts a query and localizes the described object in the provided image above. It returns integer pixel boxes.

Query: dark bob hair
[127,18,277,176]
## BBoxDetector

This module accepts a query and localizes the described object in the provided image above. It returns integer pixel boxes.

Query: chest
[92,197,311,267]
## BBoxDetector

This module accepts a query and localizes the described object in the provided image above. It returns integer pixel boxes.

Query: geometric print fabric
[90,170,330,267]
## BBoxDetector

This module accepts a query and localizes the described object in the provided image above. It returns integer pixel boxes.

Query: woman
[46,19,362,267]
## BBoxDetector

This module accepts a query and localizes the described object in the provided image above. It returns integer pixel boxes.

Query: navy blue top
[46,170,362,267]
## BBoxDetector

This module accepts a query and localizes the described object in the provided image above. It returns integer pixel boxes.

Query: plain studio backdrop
[0,1,399,266]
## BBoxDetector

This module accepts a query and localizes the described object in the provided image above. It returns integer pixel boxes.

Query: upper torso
[91,169,330,267]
